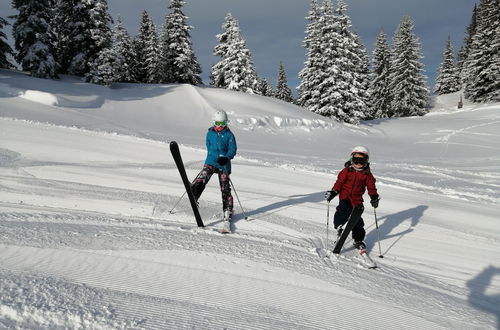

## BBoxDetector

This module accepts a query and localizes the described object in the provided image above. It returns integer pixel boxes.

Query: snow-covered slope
[1,69,499,329]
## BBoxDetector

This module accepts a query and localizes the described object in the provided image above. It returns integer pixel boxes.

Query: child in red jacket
[325,146,380,249]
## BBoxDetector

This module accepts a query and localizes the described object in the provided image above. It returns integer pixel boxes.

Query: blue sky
[1,0,478,92]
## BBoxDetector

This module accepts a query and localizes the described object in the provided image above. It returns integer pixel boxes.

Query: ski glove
[370,194,380,208]
[325,190,338,202]
[217,156,229,166]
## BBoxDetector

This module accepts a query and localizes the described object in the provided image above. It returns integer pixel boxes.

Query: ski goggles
[352,157,367,165]
[214,121,227,127]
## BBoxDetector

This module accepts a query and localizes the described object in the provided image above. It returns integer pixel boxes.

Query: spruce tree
[489,19,500,101]
[211,13,258,93]
[389,16,429,117]
[464,0,500,102]
[87,17,138,86]
[210,13,233,88]
[457,4,478,80]
[134,10,162,83]
[86,47,118,86]
[370,30,392,118]
[161,0,202,85]
[112,17,137,83]
[134,10,161,83]
[308,0,366,123]
[303,0,337,118]
[275,62,294,103]
[55,0,112,77]
[259,78,274,97]
[352,32,371,119]
[0,17,15,69]
[11,0,58,78]
[297,0,321,107]
[434,36,461,95]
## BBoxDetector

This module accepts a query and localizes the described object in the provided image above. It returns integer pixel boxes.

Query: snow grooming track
[0,270,142,329]
[0,205,490,329]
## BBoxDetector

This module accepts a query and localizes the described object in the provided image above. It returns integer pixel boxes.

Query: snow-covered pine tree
[352,32,371,119]
[370,30,392,118]
[55,0,112,77]
[11,0,58,78]
[258,78,274,97]
[488,24,500,101]
[112,17,137,83]
[160,0,202,85]
[210,13,232,88]
[388,16,429,117]
[297,0,321,108]
[211,13,259,93]
[86,16,138,86]
[0,17,15,69]
[434,36,461,95]
[86,48,117,86]
[457,4,478,81]
[275,62,294,103]
[464,0,500,102]
[134,10,161,83]
[309,0,366,123]
[303,0,337,117]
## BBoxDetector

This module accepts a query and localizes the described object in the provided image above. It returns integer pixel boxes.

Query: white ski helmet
[351,145,369,159]
[213,110,228,124]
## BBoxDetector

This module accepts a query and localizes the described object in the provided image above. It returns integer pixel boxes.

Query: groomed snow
[0,69,499,329]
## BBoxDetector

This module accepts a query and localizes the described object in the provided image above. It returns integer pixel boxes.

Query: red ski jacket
[332,166,378,207]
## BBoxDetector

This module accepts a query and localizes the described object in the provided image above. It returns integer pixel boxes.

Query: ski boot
[221,210,232,233]
[353,241,366,250]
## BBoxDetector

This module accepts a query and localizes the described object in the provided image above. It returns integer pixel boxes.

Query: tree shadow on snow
[364,205,428,256]
[466,266,500,329]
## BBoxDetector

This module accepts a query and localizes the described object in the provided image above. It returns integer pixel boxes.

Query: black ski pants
[334,199,365,242]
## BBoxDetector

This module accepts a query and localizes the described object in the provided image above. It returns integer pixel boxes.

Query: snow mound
[19,90,58,106]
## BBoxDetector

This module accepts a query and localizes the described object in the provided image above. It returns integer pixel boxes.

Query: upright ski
[332,204,364,254]
[169,141,204,227]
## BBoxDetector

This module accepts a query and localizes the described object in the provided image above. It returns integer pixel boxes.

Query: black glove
[325,190,338,202]
[370,194,380,208]
[217,156,229,166]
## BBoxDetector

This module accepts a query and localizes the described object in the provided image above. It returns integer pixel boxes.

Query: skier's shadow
[365,205,428,255]
[242,191,325,220]
[467,266,500,329]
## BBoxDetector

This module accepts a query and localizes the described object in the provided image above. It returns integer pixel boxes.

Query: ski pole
[168,168,203,214]
[168,191,187,214]
[326,201,330,252]
[223,164,248,220]
[228,177,249,220]
[374,208,383,258]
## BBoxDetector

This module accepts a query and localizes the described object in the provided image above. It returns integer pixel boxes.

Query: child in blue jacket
[192,110,237,224]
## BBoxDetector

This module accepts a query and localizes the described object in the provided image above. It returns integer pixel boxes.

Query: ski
[169,141,204,227]
[331,204,364,254]
[356,246,378,269]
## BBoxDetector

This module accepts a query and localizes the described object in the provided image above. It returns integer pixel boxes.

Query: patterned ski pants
[191,164,233,212]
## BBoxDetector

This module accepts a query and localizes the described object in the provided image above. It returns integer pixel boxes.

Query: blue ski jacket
[205,126,237,174]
